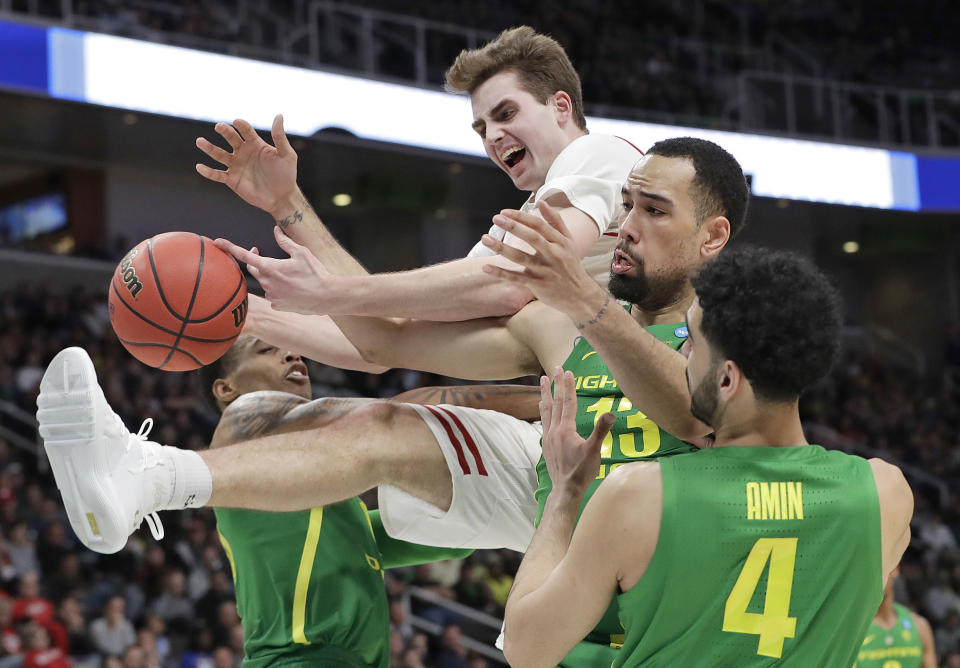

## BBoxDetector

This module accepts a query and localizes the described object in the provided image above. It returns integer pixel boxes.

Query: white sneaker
[37,347,168,554]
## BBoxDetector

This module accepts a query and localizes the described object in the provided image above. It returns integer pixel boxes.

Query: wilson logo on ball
[232,297,248,328]
[118,248,144,299]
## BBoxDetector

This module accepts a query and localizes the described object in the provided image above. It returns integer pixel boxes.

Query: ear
[552,90,573,125]
[700,215,731,259]
[213,377,238,406]
[717,359,742,404]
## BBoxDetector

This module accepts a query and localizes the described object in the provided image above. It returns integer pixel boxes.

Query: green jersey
[854,603,924,668]
[535,323,697,665]
[616,446,882,667]
[216,500,388,668]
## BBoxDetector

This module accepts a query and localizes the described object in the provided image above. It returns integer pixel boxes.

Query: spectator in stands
[211,600,238,648]
[211,645,234,668]
[141,615,169,666]
[179,627,214,668]
[7,524,39,577]
[148,570,191,626]
[0,596,20,657]
[133,628,161,668]
[120,644,148,668]
[38,523,73,583]
[401,646,427,668]
[194,570,233,628]
[435,624,468,668]
[89,596,135,657]
[21,622,70,668]
[481,556,513,616]
[389,630,405,666]
[57,597,94,659]
[467,650,489,667]
[454,562,487,611]
[47,554,83,601]
[389,597,414,645]
[13,573,54,623]
[227,623,242,663]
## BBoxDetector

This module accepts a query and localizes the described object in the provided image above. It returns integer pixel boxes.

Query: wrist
[544,485,586,513]
[269,188,307,223]
[571,284,612,330]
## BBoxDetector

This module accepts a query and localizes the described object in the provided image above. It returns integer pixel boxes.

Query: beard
[688,362,721,428]
[608,251,690,313]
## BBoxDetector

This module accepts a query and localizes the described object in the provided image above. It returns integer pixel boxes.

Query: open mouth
[611,249,635,274]
[285,362,309,382]
[501,145,526,169]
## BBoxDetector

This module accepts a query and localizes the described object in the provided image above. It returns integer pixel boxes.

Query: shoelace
[128,418,165,542]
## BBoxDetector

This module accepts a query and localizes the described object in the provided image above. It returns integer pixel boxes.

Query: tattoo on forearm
[276,210,303,228]
[576,293,612,330]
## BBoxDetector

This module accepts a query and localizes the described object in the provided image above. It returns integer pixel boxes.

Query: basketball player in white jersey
[195,27,642,368]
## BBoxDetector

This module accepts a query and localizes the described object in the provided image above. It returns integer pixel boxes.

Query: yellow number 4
[722,537,798,658]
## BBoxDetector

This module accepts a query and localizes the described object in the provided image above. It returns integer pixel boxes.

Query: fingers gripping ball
[108,232,248,371]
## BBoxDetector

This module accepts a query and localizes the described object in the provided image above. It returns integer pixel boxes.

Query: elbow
[498,284,535,316]
[482,284,534,318]
[502,619,552,668]
[353,321,407,367]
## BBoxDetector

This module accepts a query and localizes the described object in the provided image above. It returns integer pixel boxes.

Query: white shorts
[378,404,542,552]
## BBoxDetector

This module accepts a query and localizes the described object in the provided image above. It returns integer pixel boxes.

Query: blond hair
[445,26,586,131]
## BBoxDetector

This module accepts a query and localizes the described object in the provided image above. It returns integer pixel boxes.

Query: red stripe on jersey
[603,232,619,236]
[615,136,644,154]
[424,405,471,475]
[436,407,489,477]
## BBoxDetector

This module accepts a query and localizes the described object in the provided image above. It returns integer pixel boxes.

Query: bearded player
[503,248,913,667]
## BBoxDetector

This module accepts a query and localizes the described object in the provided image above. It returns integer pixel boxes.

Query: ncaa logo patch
[674,326,689,338]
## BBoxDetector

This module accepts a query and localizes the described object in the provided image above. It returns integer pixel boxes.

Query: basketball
[108,232,248,371]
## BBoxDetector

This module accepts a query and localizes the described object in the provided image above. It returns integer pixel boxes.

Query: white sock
[159,447,213,510]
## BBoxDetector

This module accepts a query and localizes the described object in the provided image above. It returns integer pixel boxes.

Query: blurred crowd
[1,273,960,665]
[0,281,528,667]
[12,0,960,139]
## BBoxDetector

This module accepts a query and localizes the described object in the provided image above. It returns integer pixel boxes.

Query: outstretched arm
[198,117,601,320]
[244,294,388,373]
[503,371,655,668]
[482,202,711,443]
[263,193,601,320]
[219,233,555,380]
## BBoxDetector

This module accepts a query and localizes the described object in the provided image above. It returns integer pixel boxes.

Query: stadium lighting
[332,193,352,207]
[842,241,860,254]
[1,18,957,211]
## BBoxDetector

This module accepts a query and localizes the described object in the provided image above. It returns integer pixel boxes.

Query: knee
[351,400,414,430]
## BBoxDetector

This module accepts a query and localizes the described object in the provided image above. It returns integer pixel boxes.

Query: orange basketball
[108,232,248,371]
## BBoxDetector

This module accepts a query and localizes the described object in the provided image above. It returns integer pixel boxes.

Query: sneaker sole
[37,347,128,554]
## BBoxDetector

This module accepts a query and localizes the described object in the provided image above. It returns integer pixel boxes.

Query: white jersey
[467,133,643,284]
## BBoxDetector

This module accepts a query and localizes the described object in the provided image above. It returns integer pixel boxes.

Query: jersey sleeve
[467,135,641,257]
[369,509,474,568]
[533,134,641,234]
